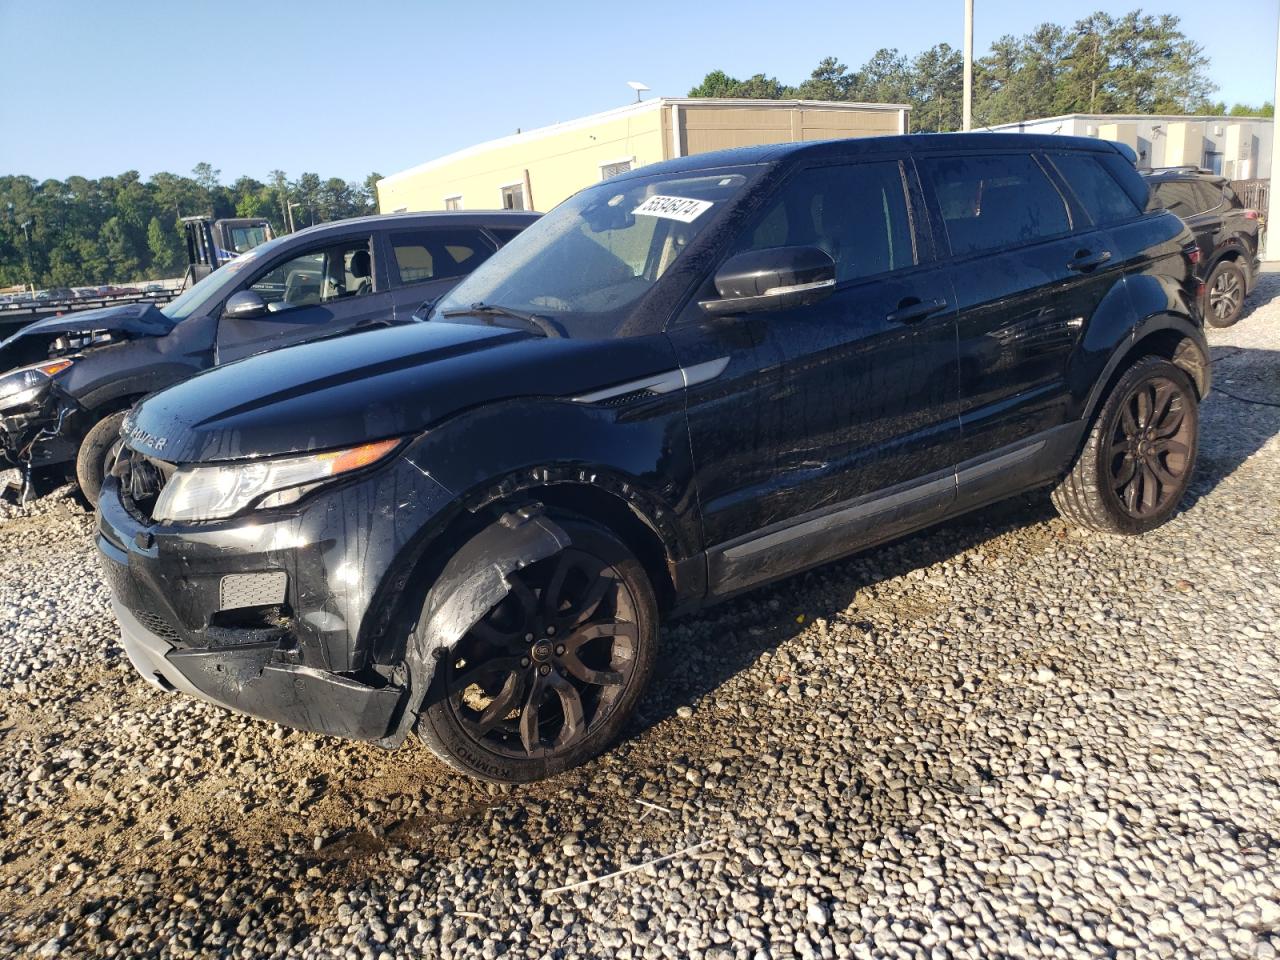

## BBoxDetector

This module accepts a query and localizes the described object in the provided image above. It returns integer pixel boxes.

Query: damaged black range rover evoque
[99,134,1209,782]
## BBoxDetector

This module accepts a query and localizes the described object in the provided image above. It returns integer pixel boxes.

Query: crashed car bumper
[0,402,79,471]
[95,455,457,742]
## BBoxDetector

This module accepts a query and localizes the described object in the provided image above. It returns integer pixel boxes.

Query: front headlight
[0,359,74,411]
[151,438,401,522]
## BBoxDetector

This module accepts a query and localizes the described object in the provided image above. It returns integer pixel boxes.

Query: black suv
[0,211,538,503]
[98,134,1208,782]
[1143,167,1262,327]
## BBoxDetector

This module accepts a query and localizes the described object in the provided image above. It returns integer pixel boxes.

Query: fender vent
[594,389,656,408]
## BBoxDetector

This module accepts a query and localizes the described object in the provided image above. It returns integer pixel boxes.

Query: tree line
[690,10,1272,132]
[0,165,381,290]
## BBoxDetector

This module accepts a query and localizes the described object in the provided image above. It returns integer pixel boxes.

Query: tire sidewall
[417,517,658,783]
[1092,359,1199,535]
[1205,260,1245,328]
[76,410,128,506]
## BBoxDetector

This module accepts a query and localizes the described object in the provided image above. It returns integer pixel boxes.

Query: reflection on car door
[670,157,963,597]
[383,227,500,320]
[925,152,1123,482]
[215,234,392,363]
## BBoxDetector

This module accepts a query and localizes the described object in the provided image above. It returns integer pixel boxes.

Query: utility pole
[962,0,974,131]
[19,220,36,294]
[1269,5,1280,261]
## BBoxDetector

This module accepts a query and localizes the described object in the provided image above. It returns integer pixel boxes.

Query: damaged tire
[417,517,657,783]
[76,410,128,507]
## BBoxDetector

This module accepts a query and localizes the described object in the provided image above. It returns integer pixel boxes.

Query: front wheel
[76,410,128,507]
[1052,357,1198,535]
[417,517,658,783]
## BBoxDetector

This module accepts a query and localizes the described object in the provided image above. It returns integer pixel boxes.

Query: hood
[0,302,176,353]
[124,320,677,463]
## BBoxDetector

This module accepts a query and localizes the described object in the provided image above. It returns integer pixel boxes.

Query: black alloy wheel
[418,518,657,783]
[1051,356,1199,535]
[1108,374,1194,520]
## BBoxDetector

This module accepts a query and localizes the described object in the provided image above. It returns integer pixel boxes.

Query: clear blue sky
[1,0,1275,183]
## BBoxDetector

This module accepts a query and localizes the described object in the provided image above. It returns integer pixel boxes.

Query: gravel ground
[0,282,1278,960]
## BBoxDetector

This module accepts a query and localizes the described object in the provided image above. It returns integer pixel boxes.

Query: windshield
[433,166,758,338]
[160,235,287,322]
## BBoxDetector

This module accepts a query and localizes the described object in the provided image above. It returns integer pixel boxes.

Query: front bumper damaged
[96,446,575,747]
[0,391,81,500]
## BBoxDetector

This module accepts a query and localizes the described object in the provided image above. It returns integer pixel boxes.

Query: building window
[444,196,462,211]
[601,159,633,180]
[501,184,525,211]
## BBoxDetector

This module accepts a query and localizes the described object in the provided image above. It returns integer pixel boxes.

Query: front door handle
[887,297,949,324]
[1067,249,1113,272]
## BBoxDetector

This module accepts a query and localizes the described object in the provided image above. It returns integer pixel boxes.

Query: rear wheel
[1052,357,1198,535]
[1205,260,1246,328]
[75,410,128,507]
[417,518,657,783]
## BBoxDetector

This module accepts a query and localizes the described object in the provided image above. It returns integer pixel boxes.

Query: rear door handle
[1067,250,1112,272]
[887,297,949,324]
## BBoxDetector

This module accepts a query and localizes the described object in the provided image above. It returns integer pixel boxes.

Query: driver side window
[248,237,374,311]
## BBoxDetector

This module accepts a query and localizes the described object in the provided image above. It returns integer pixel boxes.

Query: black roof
[288,209,540,241]
[616,132,1127,181]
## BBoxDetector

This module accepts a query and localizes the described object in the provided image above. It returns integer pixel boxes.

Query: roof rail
[1147,165,1213,174]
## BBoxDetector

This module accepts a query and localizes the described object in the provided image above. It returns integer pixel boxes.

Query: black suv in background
[0,211,538,504]
[1143,167,1262,327]
[99,134,1208,782]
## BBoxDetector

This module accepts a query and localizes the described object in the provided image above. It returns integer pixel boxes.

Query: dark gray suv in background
[0,211,538,503]
[99,134,1208,782]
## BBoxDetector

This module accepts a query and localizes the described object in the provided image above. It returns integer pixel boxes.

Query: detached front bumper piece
[111,595,402,739]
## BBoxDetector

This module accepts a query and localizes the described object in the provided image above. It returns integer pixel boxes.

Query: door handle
[1067,250,1112,272]
[887,297,949,324]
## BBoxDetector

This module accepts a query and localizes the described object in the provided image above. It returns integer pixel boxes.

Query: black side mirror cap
[701,245,837,317]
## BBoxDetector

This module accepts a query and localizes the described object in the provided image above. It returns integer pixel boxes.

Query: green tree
[147,216,182,275]
[910,43,964,132]
[797,57,854,101]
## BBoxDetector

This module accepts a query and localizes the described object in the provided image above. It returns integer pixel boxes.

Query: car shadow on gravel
[627,491,1061,740]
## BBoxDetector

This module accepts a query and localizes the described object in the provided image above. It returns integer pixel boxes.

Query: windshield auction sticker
[633,195,713,223]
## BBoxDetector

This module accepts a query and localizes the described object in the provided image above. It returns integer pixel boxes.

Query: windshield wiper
[440,302,563,338]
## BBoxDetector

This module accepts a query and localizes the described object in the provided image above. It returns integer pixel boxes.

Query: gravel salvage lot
[1,283,1278,960]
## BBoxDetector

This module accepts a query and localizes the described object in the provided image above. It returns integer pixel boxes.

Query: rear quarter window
[924,153,1070,256]
[1051,153,1142,226]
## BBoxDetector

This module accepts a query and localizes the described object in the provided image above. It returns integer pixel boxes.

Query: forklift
[180,216,275,289]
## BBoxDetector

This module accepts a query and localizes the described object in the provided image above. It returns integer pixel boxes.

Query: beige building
[377,98,910,214]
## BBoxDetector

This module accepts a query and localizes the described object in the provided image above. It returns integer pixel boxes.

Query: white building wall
[987,114,1272,179]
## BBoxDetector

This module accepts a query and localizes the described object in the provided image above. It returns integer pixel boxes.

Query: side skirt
[701,423,1084,602]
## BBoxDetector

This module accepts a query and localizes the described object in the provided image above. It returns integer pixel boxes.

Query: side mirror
[700,245,836,316]
[223,290,268,320]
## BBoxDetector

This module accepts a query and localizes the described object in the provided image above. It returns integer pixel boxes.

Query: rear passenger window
[388,229,495,286]
[1154,181,1207,218]
[1051,153,1141,225]
[925,154,1070,256]
[734,161,915,283]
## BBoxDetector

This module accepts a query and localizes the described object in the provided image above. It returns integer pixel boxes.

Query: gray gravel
[1,280,1278,959]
